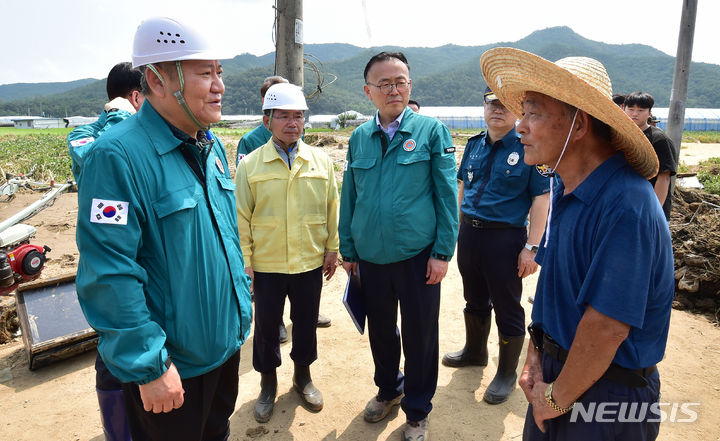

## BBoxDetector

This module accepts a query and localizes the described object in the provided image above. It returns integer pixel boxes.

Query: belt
[461,216,515,229]
[542,334,656,388]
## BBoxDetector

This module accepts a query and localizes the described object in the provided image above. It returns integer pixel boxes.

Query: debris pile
[670,186,720,317]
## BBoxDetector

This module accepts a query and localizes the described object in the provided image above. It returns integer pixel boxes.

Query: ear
[263,114,270,130]
[363,84,372,100]
[129,90,144,111]
[572,110,593,143]
[145,66,166,98]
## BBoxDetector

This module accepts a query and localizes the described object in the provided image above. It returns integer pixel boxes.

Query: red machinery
[0,224,50,296]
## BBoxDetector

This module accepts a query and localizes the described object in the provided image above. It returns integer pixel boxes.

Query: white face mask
[543,109,579,248]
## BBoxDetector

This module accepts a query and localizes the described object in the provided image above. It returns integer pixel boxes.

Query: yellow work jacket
[235,138,339,274]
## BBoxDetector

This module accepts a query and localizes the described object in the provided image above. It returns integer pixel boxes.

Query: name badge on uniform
[507,152,519,166]
[215,157,225,174]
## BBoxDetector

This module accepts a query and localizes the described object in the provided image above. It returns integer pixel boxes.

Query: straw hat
[480,48,658,179]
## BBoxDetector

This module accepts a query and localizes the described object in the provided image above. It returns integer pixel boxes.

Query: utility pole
[666,0,698,152]
[274,0,304,87]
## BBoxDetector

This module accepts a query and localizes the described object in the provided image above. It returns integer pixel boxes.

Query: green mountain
[0,78,97,103]
[1,27,719,117]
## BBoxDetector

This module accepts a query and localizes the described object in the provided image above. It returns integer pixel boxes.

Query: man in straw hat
[75,17,252,440]
[480,48,673,440]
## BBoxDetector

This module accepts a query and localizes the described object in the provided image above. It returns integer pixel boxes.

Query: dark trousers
[96,352,123,390]
[523,352,661,441]
[252,267,322,373]
[457,222,526,336]
[360,246,440,422]
[122,350,240,441]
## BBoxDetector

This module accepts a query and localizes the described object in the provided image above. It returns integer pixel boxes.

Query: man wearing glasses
[443,86,550,405]
[339,51,458,441]
[235,82,339,423]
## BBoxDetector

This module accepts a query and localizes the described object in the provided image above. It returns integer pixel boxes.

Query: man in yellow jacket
[235,82,339,423]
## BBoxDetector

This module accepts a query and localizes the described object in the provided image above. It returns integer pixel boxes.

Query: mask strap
[543,109,579,247]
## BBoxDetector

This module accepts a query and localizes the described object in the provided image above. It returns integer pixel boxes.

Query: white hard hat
[132,17,232,67]
[262,83,309,111]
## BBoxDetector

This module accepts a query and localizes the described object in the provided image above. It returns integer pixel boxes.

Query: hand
[138,362,185,413]
[245,266,254,292]
[517,248,539,278]
[425,257,448,285]
[323,252,338,280]
[342,261,357,276]
[527,379,564,433]
[519,345,543,403]
[104,97,137,114]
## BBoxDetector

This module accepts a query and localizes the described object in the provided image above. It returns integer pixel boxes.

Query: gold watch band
[544,382,574,414]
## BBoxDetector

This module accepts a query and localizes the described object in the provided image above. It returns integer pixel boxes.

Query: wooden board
[15,273,97,370]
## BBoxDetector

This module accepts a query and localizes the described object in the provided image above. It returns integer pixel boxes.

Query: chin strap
[543,109,579,248]
[147,61,210,132]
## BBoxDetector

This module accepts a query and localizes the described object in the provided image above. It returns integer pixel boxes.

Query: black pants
[96,352,123,390]
[457,222,526,336]
[523,352,661,441]
[252,267,322,373]
[360,246,440,423]
[122,350,240,441]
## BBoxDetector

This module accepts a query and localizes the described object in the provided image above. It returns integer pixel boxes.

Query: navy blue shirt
[532,153,674,369]
[458,128,550,227]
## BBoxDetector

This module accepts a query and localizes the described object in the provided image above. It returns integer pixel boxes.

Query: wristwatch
[431,252,451,262]
[545,382,574,414]
[525,243,539,253]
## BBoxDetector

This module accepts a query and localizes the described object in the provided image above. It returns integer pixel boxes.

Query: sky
[2,0,717,85]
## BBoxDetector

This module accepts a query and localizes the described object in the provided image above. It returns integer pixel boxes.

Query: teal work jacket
[67,109,133,181]
[75,101,252,384]
[339,108,458,264]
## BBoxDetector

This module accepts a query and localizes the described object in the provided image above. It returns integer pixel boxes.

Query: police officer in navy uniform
[443,86,550,405]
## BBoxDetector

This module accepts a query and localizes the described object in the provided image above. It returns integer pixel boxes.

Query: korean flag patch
[70,137,94,148]
[90,198,130,225]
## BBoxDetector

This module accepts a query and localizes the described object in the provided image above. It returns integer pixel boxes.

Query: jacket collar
[136,100,187,156]
[261,138,312,163]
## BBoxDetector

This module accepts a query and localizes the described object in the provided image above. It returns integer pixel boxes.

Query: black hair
[261,76,289,98]
[106,62,143,100]
[612,94,625,106]
[363,52,410,82]
[408,99,420,109]
[624,92,654,110]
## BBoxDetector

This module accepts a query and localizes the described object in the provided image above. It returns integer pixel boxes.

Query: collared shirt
[67,109,133,181]
[339,108,458,264]
[532,153,674,369]
[75,101,252,384]
[273,140,298,169]
[375,108,406,141]
[235,138,339,274]
[457,127,550,227]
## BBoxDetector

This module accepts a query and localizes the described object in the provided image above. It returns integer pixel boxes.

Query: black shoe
[279,322,288,344]
[483,334,524,404]
[293,363,323,412]
[316,314,332,328]
[442,312,491,367]
[254,370,277,423]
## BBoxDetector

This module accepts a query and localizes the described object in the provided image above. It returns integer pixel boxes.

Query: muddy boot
[293,363,323,412]
[442,312,491,367]
[254,370,277,423]
[483,334,524,404]
[96,388,132,441]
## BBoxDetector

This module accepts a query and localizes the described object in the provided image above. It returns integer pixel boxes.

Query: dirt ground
[0,141,719,441]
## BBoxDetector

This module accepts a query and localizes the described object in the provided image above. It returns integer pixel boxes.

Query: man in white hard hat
[235,82,339,423]
[480,48,673,440]
[75,17,252,440]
